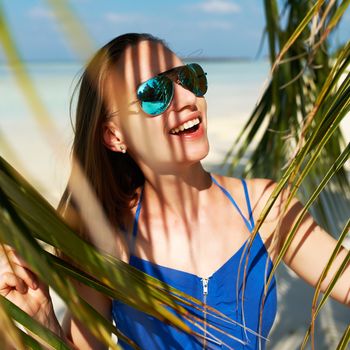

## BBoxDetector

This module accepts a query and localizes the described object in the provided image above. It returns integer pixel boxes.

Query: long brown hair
[58,33,167,230]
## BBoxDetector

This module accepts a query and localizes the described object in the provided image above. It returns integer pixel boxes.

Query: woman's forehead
[104,40,183,115]
[117,41,183,85]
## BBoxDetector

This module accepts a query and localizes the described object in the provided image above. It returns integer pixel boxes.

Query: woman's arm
[58,203,115,349]
[62,281,112,350]
[252,179,350,305]
[280,201,350,305]
[281,203,350,306]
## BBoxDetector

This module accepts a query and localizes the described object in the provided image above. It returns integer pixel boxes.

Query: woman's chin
[171,145,210,166]
[145,149,209,174]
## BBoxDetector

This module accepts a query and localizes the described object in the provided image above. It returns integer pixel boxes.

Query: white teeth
[170,118,200,134]
[184,121,192,129]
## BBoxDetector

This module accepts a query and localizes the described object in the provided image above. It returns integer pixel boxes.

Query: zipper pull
[201,277,209,295]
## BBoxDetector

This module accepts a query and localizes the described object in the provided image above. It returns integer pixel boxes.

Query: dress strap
[130,177,254,254]
[211,175,253,232]
[241,179,255,228]
[129,186,144,256]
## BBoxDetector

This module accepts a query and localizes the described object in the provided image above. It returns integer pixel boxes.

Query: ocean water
[0,60,270,203]
[0,60,270,123]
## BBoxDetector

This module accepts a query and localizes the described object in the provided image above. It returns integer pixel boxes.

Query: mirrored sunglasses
[136,63,208,116]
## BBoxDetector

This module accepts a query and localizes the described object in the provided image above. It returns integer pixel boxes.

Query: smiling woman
[57,34,277,350]
[1,32,349,350]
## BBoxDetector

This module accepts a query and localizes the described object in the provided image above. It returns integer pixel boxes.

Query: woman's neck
[141,163,212,222]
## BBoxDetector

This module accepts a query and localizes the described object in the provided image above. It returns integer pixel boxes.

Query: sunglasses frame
[136,63,207,116]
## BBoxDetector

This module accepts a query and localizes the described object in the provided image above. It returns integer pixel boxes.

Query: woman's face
[104,40,209,174]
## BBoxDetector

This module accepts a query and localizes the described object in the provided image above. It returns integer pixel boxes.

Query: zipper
[201,277,209,349]
[200,278,223,348]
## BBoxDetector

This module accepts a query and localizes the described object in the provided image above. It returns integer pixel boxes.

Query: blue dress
[112,176,277,349]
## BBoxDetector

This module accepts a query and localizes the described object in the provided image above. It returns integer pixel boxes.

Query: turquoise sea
[0,59,270,124]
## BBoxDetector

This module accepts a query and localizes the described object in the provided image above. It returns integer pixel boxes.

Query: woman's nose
[170,81,197,112]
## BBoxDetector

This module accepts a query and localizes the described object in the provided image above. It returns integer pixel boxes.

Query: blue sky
[1,0,349,62]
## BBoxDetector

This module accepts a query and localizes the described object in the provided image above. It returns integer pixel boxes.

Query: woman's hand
[0,244,60,333]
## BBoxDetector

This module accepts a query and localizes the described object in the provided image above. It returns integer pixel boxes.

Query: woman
[1,33,349,349]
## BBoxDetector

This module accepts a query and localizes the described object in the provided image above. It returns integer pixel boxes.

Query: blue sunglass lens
[178,63,207,97]
[137,77,173,116]
[185,63,208,97]
[136,63,207,116]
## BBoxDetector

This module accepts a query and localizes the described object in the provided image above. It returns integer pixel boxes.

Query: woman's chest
[132,213,251,278]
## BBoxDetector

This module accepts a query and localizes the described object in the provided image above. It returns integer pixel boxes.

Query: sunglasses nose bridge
[170,77,197,111]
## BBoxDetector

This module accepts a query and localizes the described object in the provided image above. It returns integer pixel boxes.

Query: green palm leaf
[225,0,349,233]
[0,1,246,346]
[336,324,350,350]
[1,154,254,348]
[1,0,349,348]
[225,1,350,348]
[0,296,70,350]
[300,220,350,349]
[0,295,27,349]
[16,330,44,350]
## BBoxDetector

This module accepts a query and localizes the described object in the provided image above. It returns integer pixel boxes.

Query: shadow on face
[74,36,213,273]
[103,40,210,175]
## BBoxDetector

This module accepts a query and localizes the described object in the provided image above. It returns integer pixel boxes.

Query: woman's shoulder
[212,174,277,207]
[211,174,286,228]
[211,174,281,245]
[58,201,130,263]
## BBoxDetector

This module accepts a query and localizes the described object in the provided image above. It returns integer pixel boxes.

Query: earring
[120,145,126,153]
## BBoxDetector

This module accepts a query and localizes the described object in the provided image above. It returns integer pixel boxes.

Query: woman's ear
[102,121,127,153]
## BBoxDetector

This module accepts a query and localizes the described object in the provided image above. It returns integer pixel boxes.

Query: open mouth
[169,117,201,135]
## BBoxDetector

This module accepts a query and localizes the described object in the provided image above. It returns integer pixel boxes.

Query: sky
[1,0,349,62]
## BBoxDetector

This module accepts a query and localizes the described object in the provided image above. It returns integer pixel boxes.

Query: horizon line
[0,55,269,65]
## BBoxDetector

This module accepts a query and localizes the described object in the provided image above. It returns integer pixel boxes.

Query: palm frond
[336,324,350,350]
[0,296,71,350]
[1,0,349,348]
[300,219,350,349]
[0,296,27,350]
[1,153,251,348]
[227,1,350,347]
[224,0,349,236]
